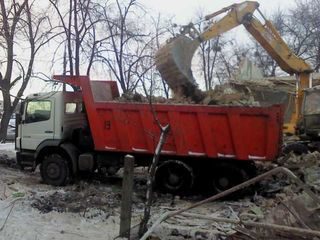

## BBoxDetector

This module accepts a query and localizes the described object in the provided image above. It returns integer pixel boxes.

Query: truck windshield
[25,100,51,123]
[304,91,320,115]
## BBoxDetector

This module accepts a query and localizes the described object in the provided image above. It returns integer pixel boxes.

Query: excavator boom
[244,18,311,74]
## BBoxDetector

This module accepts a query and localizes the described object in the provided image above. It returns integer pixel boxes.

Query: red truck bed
[55,76,283,161]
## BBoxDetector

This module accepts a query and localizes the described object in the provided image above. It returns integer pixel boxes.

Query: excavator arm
[199,2,311,74]
[155,1,261,102]
[155,1,313,132]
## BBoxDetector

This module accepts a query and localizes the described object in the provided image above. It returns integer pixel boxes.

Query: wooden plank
[119,155,135,239]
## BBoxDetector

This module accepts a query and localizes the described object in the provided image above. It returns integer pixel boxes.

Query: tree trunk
[0,108,12,142]
[139,124,170,237]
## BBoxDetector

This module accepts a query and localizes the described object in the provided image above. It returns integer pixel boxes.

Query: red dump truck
[16,75,283,194]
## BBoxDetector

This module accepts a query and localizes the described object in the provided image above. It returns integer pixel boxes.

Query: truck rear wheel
[155,160,194,195]
[40,153,70,186]
[211,162,248,194]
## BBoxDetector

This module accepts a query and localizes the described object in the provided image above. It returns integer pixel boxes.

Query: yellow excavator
[155,1,313,134]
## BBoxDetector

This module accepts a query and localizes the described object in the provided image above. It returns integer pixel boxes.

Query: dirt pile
[30,185,119,215]
[116,92,195,104]
[202,85,259,106]
[28,179,147,218]
[116,84,259,106]
[0,154,19,169]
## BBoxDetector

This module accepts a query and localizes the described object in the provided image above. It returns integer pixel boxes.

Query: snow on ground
[0,143,15,151]
[0,143,15,158]
[0,200,120,240]
[0,149,124,240]
[0,149,222,240]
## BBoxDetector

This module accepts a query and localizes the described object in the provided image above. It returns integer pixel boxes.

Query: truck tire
[155,160,194,195]
[211,162,248,194]
[40,153,70,186]
[282,143,308,155]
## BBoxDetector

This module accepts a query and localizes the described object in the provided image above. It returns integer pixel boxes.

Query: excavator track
[155,35,203,102]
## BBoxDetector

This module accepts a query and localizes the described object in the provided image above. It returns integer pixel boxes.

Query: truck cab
[16,91,87,182]
[15,78,119,187]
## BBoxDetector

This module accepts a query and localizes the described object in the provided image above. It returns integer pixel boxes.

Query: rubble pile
[116,84,260,106]
[148,180,320,240]
[116,92,195,104]
[144,156,320,240]
[277,151,320,192]
[30,183,119,215]
[202,85,260,106]
[29,178,149,218]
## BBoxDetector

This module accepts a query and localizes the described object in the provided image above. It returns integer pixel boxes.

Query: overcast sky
[139,0,295,23]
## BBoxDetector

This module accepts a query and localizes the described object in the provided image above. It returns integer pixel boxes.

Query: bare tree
[95,0,153,93]
[152,14,170,98]
[193,10,223,90]
[243,9,287,77]
[285,0,320,71]
[137,51,171,237]
[242,2,320,76]
[49,0,103,76]
[0,0,58,141]
[132,14,171,98]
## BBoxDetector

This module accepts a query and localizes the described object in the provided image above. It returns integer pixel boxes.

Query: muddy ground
[0,144,319,240]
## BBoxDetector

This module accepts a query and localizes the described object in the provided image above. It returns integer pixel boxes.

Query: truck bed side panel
[79,77,282,161]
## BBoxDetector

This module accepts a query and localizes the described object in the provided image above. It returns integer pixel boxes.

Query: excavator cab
[298,87,320,139]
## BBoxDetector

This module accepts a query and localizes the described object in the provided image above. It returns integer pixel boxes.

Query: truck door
[21,99,54,150]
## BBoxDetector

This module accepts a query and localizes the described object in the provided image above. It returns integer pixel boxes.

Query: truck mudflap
[16,151,35,169]
[59,142,79,175]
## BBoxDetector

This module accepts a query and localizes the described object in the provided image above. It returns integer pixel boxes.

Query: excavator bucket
[155,35,203,102]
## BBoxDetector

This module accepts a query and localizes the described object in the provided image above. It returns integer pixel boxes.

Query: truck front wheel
[40,153,70,186]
